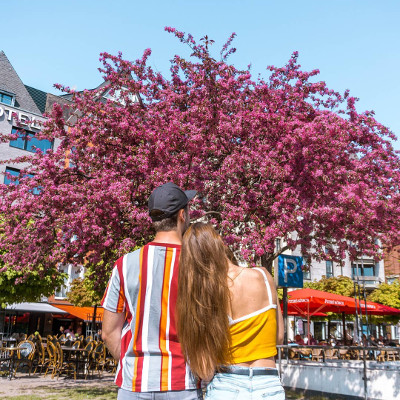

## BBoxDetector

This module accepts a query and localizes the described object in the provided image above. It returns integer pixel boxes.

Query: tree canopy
[1,28,400,293]
[367,281,400,309]
[0,264,66,307]
[304,275,358,297]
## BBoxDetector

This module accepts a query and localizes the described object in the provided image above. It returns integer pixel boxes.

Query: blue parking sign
[278,255,303,288]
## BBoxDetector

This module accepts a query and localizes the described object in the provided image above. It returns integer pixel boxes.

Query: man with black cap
[101,183,201,399]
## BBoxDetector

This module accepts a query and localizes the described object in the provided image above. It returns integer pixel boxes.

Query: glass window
[326,260,333,278]
[302,256,311,280]
[0,92,13,105]
[4,166,40,194]
[4,167,20,185]
[324,247,333,278]
[9,127,53,153]
[55,265,84,299]
[9,128,25,150]
[352,262,376,278]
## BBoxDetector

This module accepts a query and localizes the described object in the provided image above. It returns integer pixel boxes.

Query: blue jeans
[205,367,285,400]
[117,388,203,399]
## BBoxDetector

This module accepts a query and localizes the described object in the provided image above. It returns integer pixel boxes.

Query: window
[325,247,333,278]
[351,261,376,278]
[302,256,311,280]
[326,260,333,278]
[9,127,53,153]
[4,166,40,194]
[3,167,20,185]
[55,265,84,299]
[0,91,14,105]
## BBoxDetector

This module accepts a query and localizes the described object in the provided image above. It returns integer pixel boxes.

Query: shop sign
[0,105,42,129]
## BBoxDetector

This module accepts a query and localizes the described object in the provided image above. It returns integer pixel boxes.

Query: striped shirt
[101,242,198,392]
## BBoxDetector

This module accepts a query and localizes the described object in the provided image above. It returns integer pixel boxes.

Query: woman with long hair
[177,222,284,399]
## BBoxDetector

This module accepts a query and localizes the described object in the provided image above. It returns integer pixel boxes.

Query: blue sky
[2,0,400,150]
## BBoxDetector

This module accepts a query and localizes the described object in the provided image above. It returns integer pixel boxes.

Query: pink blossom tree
[1,28,400,296]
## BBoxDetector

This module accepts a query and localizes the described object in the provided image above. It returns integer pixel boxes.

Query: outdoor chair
[338,349,350,360]
[324,348,338,360]
[72,340,81,349]
[349,348,360,360]
[88,342,107,378]
[386,350,398,361]
[288,348,300,360]
[104,348,117,374]
[67,341,81,364]
[14,340,36,376]
[0,344,12,377]
[80,341,95,379]
[84,335,94,346]
[44,341,58,378]
[377,351,386,362]
[311,348,323,362]
[32,341,47,374]
[27,334,35,341]
[54,342,76,380]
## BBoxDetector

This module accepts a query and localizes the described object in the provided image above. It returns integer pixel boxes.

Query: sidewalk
[0,372,117,398]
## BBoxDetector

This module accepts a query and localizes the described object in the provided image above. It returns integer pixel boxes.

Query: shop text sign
[0,105,42,129]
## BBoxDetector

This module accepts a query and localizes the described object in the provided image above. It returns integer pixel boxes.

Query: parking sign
[277,255,303,288]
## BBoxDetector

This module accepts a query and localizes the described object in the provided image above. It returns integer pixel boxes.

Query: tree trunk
[261,254,274,274]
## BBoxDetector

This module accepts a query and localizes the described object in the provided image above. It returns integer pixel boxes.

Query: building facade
[278,236,399,343]
[0,51,87,337]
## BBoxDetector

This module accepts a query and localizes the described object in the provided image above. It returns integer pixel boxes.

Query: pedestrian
[101,182,201,399]
[177,222,285,399]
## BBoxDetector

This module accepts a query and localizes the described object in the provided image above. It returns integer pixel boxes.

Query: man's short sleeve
[101,258,126,313]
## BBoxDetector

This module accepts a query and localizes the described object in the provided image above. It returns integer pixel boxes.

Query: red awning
[285,288,400,343]
[287,288,400,316]
[51,305,104,322]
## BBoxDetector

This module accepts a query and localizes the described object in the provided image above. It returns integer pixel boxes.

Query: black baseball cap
[148,182,197,221]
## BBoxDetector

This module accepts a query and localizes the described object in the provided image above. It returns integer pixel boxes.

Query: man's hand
[102,309,125,362]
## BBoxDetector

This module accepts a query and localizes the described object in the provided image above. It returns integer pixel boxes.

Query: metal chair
[88,342,107,378]
[44,341,58,378]
[54,342,76,380]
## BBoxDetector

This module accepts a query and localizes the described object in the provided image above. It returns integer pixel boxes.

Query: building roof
[24,85,48,114]
[0,51,41,114]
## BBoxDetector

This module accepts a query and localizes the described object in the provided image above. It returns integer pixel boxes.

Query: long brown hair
[177,222,232,380]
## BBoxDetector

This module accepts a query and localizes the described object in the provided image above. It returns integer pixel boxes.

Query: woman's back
[227,265,283,368]
[228,266,275,320]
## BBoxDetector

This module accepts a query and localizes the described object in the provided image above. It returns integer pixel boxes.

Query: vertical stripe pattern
[101,243,198,392]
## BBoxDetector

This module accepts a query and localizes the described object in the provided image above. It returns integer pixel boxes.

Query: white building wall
[0,103,62,177]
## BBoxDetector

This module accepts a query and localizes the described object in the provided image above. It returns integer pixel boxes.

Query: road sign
[278,254,303,288]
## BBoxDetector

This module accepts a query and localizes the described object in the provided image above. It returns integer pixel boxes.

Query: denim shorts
[117,388,203,400]
[205,366,285,400]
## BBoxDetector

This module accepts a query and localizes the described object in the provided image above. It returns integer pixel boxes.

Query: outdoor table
[61,347,88,376]
[1,346,28,380]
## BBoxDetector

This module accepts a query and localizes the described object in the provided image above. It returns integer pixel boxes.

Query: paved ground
[0,371,117,398]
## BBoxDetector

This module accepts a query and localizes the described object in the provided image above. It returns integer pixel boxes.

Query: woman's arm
[263,268,284,345]
[275,298,284,345]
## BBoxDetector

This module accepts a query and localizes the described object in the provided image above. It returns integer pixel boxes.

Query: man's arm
[102,309,125,362]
